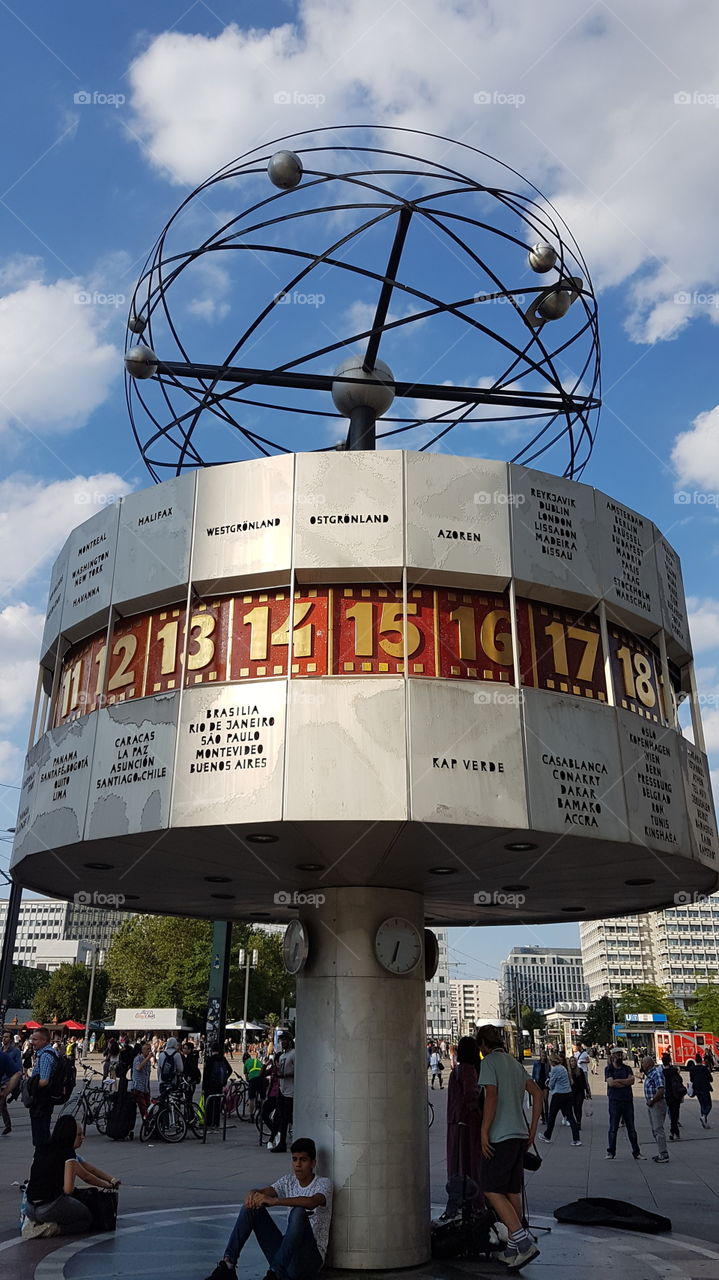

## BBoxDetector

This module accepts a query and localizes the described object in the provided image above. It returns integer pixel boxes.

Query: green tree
[105,916,213,1026]
[8,964,50,1009]
[32,964,109,1024]
[616,984,688,1029]
[581,995,614,1046]
[692,983,719,1036]
[229,930,295,1025]
[105,917,295,1028]
[520,1005,546,1034]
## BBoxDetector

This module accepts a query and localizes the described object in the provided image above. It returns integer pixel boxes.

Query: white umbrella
[225,1019,265,1031]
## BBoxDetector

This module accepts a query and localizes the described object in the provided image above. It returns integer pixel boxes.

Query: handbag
[523,1142,542,1172]
[72,1187,118,1232]
[687,1081,695,1098]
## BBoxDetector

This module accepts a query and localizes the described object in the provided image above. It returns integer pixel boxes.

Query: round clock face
[375,917,423,975]
[424,929,440,981]
[282,919,309,975]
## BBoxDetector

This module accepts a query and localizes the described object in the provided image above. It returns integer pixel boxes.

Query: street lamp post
[82,943,97,1057]
[238,948,258,1055]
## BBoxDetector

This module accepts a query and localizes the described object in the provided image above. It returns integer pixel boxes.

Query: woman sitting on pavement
[25,1114,120,1234]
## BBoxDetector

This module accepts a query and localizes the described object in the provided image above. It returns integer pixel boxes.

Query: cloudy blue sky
[1,0,718,983]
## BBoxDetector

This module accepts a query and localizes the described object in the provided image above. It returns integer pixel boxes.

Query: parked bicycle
[139,1084,190,1143]
[66,1067,113,1135]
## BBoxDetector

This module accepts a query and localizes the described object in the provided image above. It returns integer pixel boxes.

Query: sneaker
[204,1263,236,1280]
[504,1243,540,1269]
[634,1153,646,1160]
[266,1139,275,1149]
[537,1133,551,1143]
[700,1115,707,1128]
[652,1154,669,1163]
[571,1140,582,1147]
[605,1153,615,1159]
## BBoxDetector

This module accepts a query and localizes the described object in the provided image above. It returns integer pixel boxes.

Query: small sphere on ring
[332,356,395,417]
[528,241,558,273]
[124,343,158,380]
[127,313,147,335]
[268,151,303,190]
[537,289,572,321]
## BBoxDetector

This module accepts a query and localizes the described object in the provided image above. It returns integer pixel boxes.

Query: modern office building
[426,927,451,1039]
[450,978,500,1033]
[580,895,719,1007]
[0,896,129,967]
[500,946,588,1013]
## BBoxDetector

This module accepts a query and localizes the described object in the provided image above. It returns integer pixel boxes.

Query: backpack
[49,1053,76,1105]
[159,1052,177,1085]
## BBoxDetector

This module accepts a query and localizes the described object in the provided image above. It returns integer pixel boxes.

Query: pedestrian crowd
[5,1024,714,1276]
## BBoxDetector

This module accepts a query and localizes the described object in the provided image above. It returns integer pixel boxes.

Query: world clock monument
[11,129,718,1269]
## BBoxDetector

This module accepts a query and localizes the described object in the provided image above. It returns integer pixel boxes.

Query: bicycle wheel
[95,1096,112,1135]
[139,1115,155,1142]
[157,1103,187,1143]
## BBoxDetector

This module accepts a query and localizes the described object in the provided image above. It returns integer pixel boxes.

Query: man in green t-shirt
[477,1025,543,1271]
[244,1052,267,1119]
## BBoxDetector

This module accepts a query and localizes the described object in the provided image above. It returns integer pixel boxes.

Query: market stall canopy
[226,1020,266,1032]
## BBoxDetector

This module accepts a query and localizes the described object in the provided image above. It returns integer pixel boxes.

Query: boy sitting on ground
[204,1137,332,1280]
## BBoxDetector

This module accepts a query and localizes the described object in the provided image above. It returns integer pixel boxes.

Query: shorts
[248,1078,268,1101]
[481,1137,526,1195]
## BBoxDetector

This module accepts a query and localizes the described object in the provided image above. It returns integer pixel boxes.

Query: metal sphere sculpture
[125,126,600,482]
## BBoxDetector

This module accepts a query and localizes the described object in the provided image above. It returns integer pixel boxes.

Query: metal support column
[205,920,233,1050]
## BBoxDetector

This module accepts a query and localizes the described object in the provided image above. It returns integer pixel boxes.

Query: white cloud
[0,603,44,728]
[186,259,232,322]
[672,405,719,492]
[687,599,719,654]
[0,266,119,437]
[0,473,133,600]
[127,3,719,345]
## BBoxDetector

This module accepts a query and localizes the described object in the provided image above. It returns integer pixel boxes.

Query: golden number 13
[155,613,216,675]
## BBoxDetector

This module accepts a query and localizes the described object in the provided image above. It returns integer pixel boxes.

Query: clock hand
[392,940,400,964]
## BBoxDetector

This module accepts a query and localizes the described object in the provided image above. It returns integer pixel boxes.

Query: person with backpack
[27,1029,65,1148]
[661,1052,686,1140]
[157,1037,184,1097]
[203,1043,232,1128]
[689,1055,713,1128]
[244,1050,267,1119]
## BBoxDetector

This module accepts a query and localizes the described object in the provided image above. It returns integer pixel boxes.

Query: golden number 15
[345,601,420,658]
